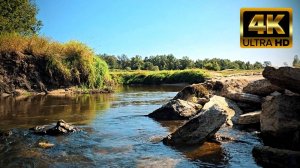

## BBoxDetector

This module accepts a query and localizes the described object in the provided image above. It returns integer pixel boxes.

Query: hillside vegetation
[0,33,111,94]
[111,69,210,85]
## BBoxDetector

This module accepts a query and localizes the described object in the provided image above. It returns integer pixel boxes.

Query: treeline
[99,54,264,71]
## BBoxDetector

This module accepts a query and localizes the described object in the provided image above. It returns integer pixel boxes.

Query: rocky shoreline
[149,66,300,167]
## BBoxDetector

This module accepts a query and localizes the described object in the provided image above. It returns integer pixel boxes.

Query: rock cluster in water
[149,66,300,167]
[30,120,81,136]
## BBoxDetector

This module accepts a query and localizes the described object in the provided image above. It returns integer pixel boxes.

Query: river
[0,85,261,167]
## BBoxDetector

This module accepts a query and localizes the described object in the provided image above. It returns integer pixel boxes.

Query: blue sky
[36,0,300,66]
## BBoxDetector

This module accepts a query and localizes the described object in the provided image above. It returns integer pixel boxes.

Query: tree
[0,0,42,35]
[293,55,300,68]
[99,54,118,69]
[143,62,154,70]
[263,61,272,67]
[130,55,144,70]
[117,54,130,69]
[179,56,194,70]
[253,62,263,69]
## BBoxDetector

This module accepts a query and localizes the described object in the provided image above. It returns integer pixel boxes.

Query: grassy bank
[110,69,211,85]
[0,33,111,93]
[110,69,263,85]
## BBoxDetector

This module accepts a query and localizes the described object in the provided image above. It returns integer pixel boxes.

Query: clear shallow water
[0,85,261,167]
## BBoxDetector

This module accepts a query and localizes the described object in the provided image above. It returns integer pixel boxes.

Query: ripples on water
[0,85,261,167]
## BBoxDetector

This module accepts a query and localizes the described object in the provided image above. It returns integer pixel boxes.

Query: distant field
[110,69,263,85]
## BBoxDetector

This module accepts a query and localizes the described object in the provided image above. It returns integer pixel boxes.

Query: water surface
[0,85,261,167]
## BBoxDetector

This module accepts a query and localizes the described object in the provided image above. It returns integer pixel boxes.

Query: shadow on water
[0,94,114,129]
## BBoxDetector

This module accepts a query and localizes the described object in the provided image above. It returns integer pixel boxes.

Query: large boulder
[202,95,243,125]
[238,111,261,125]
[252,145,300,168]
[30,120,81,135]
[261,95,300,150]
[148,99,202,120]
[163,104,228,146]
[173,84,210,104]
[263,66,300,94]
[220,79,262,104]
[220,78,249,94]
[243,79,283,96]
[223,92,262,104]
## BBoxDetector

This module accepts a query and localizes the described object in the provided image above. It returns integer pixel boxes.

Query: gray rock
[173,84,210,104]
[223,92,262,104]
[219,79,262,104]
[263,66,300,94]
[163,104,228,146]
[243,79,283,96]
[30,120,80,136]
[252,145,300,168]
[148,99,202,120]
[261,95,300,150]
[220,78,250,95]
[202,95,243,125]
[238,111,261,125]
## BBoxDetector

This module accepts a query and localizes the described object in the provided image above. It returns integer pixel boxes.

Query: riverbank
[110,69,262,85]
[0,33,111,96]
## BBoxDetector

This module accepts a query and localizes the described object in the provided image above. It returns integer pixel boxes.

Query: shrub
[0,33,110,89]
[112,69,210,85]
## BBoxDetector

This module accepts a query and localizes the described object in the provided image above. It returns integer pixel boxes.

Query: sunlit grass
[0,33,111,88]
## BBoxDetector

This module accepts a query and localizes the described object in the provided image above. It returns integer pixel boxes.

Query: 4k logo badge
[240,8,293,48]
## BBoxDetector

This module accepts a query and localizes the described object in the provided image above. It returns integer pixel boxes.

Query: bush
[111,69,210,85]
[0,33,111,88]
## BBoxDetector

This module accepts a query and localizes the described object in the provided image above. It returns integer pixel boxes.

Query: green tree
[0,0,42,35]
[117,54,130,69]
[99,54,118,69]
[253,62,263,69]
[130,55,144,70]
[143,62,154,70]
[179,56,194,70]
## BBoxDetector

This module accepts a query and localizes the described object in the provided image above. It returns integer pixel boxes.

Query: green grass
[110,68,263,85]
[111,69,211,85]
[0,33,111,89]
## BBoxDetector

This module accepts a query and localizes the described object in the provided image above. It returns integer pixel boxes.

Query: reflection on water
[0,85,261,167]
[0,94,114,129]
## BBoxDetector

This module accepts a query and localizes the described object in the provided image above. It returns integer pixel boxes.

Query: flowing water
[0,85,261,168]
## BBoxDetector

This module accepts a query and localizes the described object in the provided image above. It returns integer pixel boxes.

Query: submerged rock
[238,111,261,125]
[163,104,228,146]
[243,79,283,96]
[0,129,12,138]
[148,99,202,120]
[263,66,300,94]
[173,84,210,104]
[261,95,300,150]
[253,145,300,168]
[30,120,81,136]
[38,141,55,149]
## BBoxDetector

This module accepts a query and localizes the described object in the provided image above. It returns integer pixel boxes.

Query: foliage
[0,0,42,35]
[99,54,264,71]
[111,69,210,85]
[0,33,110,88]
